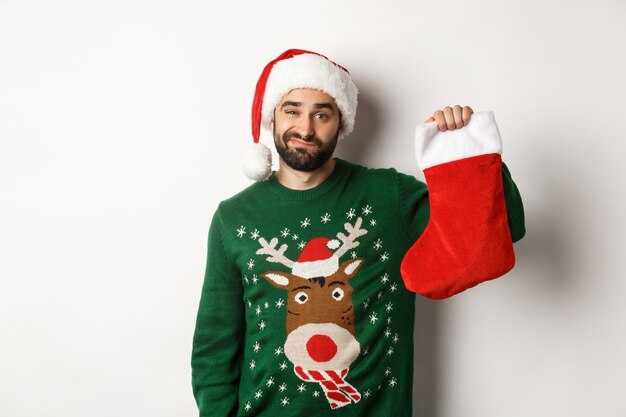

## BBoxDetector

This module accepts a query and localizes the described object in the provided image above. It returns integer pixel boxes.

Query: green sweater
[192,158,525,417]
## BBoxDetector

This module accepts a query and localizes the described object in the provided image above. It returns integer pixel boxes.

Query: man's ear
[270,108,276,130]
[337,111,343,133]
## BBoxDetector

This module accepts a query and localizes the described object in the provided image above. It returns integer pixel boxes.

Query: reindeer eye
[332,288,344,301]
[295,292,309,304]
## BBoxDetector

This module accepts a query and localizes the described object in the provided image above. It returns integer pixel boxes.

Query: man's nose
[294,116,314,138]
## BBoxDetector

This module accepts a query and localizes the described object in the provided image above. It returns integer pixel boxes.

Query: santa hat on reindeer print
[292,237,341,279]
[242,49,359,181]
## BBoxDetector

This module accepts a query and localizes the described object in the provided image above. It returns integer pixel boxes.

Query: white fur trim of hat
[244,49,358,181]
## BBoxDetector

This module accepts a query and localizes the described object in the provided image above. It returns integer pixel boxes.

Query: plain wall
[1,0,625,416]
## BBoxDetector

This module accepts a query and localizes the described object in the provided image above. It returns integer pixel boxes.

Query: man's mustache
[283,131,321,146]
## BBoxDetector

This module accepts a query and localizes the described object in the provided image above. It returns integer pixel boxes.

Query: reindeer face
[262,258,364,371]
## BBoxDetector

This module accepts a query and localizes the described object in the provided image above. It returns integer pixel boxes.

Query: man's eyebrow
[280,101,301,108]
[279,101,336,113]
[314,102,336,113]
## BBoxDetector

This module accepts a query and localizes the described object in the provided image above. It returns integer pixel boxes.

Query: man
[192,49,525,416]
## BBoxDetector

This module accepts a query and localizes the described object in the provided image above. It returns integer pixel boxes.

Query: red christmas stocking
[400,111,515,299]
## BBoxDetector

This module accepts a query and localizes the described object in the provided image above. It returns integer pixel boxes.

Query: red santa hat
[292,237,341,279]
[242,49,359,181]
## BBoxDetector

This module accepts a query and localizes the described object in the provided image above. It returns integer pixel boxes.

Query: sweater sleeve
[396,171,430,243]
[192,207,245,417]
[502,162,526,242]
[397,164,526,243]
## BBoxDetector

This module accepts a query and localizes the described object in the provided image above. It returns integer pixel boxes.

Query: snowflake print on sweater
[235,204,406,412]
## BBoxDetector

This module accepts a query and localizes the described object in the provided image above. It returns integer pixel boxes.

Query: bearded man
[192,49,525,416]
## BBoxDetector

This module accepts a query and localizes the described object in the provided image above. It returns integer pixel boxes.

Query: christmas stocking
[400,111,515,299]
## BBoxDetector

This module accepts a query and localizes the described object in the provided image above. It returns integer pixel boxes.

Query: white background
[1,0,625,416]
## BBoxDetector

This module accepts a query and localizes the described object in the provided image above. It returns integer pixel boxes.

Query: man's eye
[285,110,297,116]
[315,113,328,120]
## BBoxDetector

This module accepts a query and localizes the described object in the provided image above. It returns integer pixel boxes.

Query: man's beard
[274,127,339,172]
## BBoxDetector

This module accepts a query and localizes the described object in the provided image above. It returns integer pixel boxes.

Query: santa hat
[292,237,341,279]
[242,49,359,181]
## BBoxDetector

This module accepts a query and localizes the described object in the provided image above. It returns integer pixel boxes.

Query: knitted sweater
[192,158,525,416]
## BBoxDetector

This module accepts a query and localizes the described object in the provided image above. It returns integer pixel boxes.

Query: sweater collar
[263,158,350,201]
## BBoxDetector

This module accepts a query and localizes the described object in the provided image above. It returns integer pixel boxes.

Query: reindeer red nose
[306,334,337,362]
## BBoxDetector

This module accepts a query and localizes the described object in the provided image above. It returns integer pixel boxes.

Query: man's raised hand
[425,105,473,132]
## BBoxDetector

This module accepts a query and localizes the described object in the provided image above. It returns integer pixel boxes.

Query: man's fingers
[462,106,473,124]
[429,106,473,131]
[433,110,447,131]
[443,107,455,130]
[452,105,463,128]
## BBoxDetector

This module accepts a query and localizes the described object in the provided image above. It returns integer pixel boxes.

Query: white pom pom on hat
[242,142,273,181]
[243,49,359,181]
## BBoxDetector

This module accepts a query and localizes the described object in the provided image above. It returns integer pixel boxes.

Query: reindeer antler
[334,217,368,259]
[256,237,295,268]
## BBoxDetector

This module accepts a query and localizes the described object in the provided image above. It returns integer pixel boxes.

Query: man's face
[272,88,341,172]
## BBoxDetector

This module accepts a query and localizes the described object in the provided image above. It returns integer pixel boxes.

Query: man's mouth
[288,137,317,148]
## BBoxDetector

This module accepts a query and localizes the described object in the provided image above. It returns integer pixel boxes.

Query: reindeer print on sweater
[258,218,367,409]
[236,202,406,413]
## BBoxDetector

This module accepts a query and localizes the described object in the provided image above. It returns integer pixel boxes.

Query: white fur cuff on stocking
[414,110,503,171]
